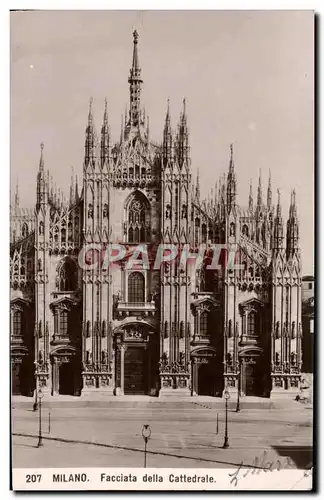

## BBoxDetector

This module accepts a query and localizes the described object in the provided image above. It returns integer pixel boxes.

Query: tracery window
[126,191,150,243]
[58,259,77,291]
[128,272,145,303]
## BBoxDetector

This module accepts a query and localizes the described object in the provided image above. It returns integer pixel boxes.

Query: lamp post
[37,388,44,448]
[223,389,230,449]
[142,424,151,468]
[236,362,241,413]
[33,362,38,412]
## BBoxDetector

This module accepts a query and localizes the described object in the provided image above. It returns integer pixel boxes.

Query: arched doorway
[114,323,156,396]
[198,361,216,396]
[11,350,33,396]
[239,348,269,397]
[191,348,222,396]
[51,348,82,396]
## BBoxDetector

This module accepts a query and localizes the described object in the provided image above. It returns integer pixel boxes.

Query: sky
[10,10,314,273]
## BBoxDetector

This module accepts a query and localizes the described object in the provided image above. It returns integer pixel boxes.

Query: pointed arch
[57,257,77,292]
[124,190,151,243]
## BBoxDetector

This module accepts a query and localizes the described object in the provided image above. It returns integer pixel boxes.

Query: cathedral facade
[10,31,303,399]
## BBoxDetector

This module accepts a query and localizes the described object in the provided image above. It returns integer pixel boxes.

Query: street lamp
[37,388,44,448]
[223,389,230,449]
[142,424,151,468]
[33,362,38,412]
[236,362,241,413]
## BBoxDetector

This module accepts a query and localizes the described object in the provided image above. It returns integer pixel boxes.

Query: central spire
[128,30,143,128]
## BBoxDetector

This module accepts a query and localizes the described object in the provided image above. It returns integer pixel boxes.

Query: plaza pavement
[11,397,313,470]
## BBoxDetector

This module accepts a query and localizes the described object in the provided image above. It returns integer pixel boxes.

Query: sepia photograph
[10,9,314,491]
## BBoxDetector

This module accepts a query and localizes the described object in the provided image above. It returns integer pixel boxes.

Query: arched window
[39,221,44,235]
[60,310,68,336]
[58,259,77,291]
[242,224,249,237]
[200,311,208,336]
[22,223,28,238]
[103,204,108,218]
[165,204,171,219]
[128,272,145,303]
[126,191,150,243]
[247,312,256,336]
[13,311,22,336]
[88,203,93,219]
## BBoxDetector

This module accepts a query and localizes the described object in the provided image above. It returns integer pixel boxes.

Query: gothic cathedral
[10,31,303,399]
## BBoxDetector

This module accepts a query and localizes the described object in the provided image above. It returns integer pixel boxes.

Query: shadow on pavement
[272,446,313,469]
[13,432,268,469]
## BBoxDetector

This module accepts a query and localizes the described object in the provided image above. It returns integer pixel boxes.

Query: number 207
[26,474,42,483]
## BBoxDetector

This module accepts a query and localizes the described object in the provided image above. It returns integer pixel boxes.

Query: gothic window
[128,227,134,242]
[202,224,207,244]
[39,221,44,235]
[129,167,134,176]
[128,272,145,303]
[103,204,108,218]
[22,223,28,238]
[230,222,236,237]
[166,204,171,219]
[242,224,249,237]
[135,165,140,177]
[126,191,150,243]
[141,168,146,176]
[200,311,208,336]
[13,310,22,336]
[208,228,213,242]
[58,259,77,291]
[68,222,73,242]
[247,311,256,336]
[88,203,93,219]
[181,204,187,219]
[60,310,68,336]
[61,227,66,242]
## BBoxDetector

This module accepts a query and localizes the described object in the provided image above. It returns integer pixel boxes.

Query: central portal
[124,346,147,394]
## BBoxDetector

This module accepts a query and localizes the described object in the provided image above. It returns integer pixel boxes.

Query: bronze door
[59,361,75,395]
[198,361,216,396]
[124,347,146,394]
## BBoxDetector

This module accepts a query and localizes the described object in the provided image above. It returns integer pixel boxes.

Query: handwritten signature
[228,450,296,487]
